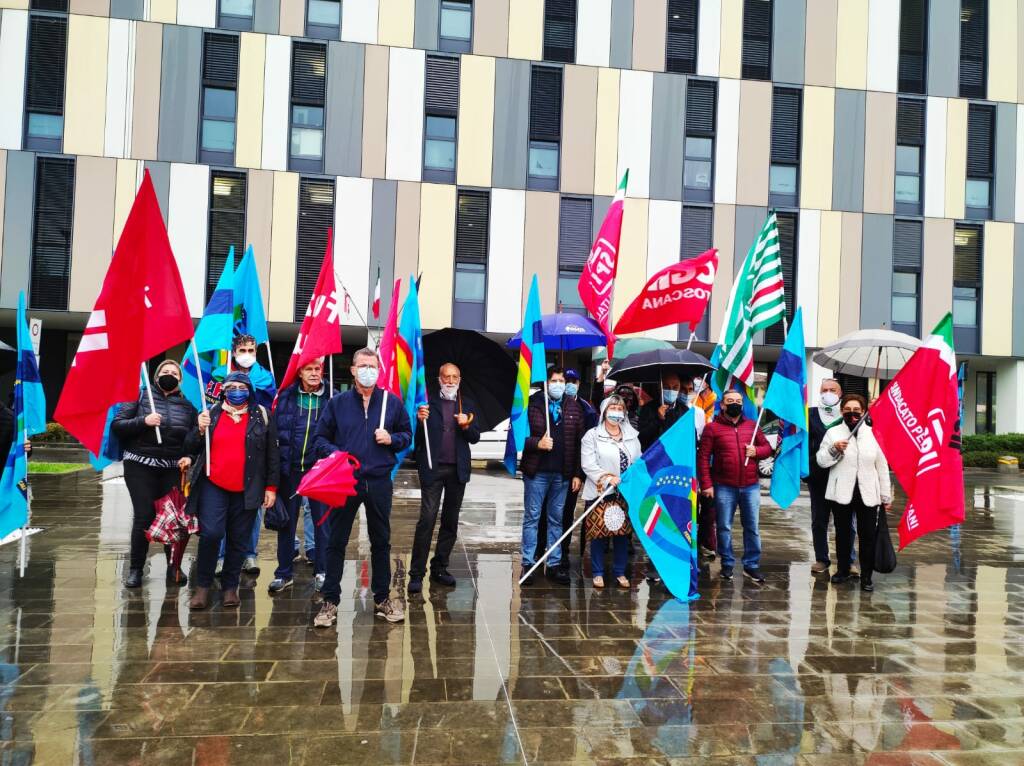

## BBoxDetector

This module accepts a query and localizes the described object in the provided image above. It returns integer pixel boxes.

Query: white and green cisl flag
[869,313,965,549]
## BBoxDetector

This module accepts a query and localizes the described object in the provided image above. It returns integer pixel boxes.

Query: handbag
[584,489,633,541]
[873,505,898,574]
[263,496,291,531]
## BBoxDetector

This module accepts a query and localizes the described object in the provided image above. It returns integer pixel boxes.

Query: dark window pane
[455,190,489,264]
[529,66,563,142]
[543,0,577,63]
[770,87,801,164]
[291,42,327,104]
[294,178,335,321]
[27,113,63,138]
[666,0,698,74]
[206,171,247,302]
[30,157,74,311]
[202,119,235,151]
[898,0,927,93]
[741,0,772,80]
[425,55,460,115]
[292,105,324,127]
[558,197,593,268]
[26,16,67,116]
[959,0,987,98]
[424,138,455,169]
[426,115,456,139]
[202,33,240,85]
[204,87,236,119]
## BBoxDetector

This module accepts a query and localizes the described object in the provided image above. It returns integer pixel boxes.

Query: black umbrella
[607,348,715,384]
[422,328,516,433]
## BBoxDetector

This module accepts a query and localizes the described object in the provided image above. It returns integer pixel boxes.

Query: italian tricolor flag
[371,268,381,320]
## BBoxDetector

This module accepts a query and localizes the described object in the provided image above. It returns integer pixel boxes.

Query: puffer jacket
[580,400,642,501]
[816,422,892,507]
[274,381,334,474]
[519,391,585,480]
[697,413,772,490]
[112,390,198,461]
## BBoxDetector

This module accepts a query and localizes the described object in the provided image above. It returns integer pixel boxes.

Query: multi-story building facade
[0,0,1022,433]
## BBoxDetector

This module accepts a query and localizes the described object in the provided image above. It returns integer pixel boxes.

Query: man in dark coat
[408,362,481,593]
[637,371,690,451]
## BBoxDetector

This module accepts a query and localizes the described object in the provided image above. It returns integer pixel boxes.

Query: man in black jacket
[638,371,689,451]
[408,363,481,593]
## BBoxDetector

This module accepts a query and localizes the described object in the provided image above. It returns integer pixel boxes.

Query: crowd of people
[112,348,892,630]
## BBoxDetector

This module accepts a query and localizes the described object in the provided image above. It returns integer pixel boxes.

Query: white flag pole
[519,485,613,584]
[19,427,28,577]
[744,409,765,467]
[264,341,276,382]
[141,362,163,444]
[189,339,211,476]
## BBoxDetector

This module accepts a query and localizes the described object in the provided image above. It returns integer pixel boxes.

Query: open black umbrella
[608,348,715,384]
[422,328,516,433]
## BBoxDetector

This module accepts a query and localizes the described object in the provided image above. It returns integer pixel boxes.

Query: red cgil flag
[578,170,628,358]
[278,228,343,394]
[55,170,195,455]
[613,249,718,336]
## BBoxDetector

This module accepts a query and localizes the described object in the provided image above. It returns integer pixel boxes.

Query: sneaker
[810,561,830,574]
[860,578,874,592]
[430,570,456,587]
[407,577,423,594]
[242,557,260,575]
[545,567,570,585]
[375,598,405,623]
[743,567,766,585]
[848,565,861,578]
[214,558,224,577]
[720,566,734,581]
[830,572,849,585]
[314,573,325,592]
[700,546,717,561]
[268,578,293,594]
[313,602,338,628]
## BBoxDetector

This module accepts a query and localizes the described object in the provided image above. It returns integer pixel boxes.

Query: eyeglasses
[223,385,248,392]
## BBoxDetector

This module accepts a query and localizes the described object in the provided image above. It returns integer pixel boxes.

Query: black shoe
[830,572,849,585]
[545,567,570,585]
[521,570,536,586]
[430,570,456,587]
[166,568,187,587]
[743,567,766,585]
[720,567,734,581]
[407,577,423,594]
[125,569,143,588]
[860,579,874,592]
[305,551,316,566]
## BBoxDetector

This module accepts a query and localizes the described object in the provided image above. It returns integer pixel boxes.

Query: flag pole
[189,339,211,475]
[19,428,28,577]
[685,331,696,350]
[744,409,765,467]
[519,485,613,585]
[264,341,276,382]
[329,356,334,391]
[141,362,163,444]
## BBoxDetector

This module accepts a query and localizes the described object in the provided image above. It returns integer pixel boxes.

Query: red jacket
[697,413,772,490]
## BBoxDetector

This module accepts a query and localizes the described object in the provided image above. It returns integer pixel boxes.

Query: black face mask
[843,413,862,429]
[157,374,179,393]
[724,403,743,418]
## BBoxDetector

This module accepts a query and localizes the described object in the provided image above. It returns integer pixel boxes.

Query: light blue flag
[762,307,808,510]
[233,244,269,345]
[193,249,235,353]
[15,293,45,438]
[503,275,546,474]
[392,275,428,478]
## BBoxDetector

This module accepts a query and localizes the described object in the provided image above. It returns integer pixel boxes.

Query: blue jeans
[304,498,316,553]
[275,472,329,579]
[590,536,629,577]
[714,484,762,570]
[522,472,568,568]
[196,481,257,590]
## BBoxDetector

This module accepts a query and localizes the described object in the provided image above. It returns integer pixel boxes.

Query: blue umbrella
[507,312,606,352]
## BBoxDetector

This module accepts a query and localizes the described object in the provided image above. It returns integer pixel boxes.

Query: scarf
[222,402,249,424]
[549,399,562,425]
[819,404,842,427]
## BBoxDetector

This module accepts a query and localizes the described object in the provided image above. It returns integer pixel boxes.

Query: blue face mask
[565,382,579,398]
[224,388,250,406]
[663,389,679,405]
[548,382,566,400]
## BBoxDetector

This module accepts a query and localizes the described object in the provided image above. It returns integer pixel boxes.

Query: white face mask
[440,382,459,400]
[235,352,256,369]
[355,366,379,387]
[820,392,840,408]
[692,378,705,394]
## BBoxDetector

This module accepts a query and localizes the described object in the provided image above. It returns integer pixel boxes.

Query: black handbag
[873,506,898,574]
[263,496,290,531]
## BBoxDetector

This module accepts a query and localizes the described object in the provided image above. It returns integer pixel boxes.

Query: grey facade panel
[157,25,202,164]
[1015,224,1024,357]
[0,152,34,309]
[414,0,440,51]
[734,205,767,277]
[491,57,530,190]
[253,0,280,34]
[927,0,959,97]
[325,41,364,178]
[772,0,806,85]
[369,180,397,324]
[609,0,633,70]
[832,89,866,212]
[860,214,894,329]
[144,161,170,223]
[592,195,611,241]
[649,73,686,202]
[110,0,144,20]
[993,103,1017,223]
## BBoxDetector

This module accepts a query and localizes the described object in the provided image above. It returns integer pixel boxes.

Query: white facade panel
[696,0,722,77]
[865,0,899,93]
[342,0,379,44]
[385,47,425,182]
[0,10,27,151]
[104,19,132,159]
[714,77,739,204]
[616,69,653,199]
[646,200,683,340]
[261,35,291,172]
[176,0,216,28]
[796,208,820,347]
[167,163,211,317]
[486,188,527,333]
[924,96,947,219]
[575,0,611,67]
[334,176,373,322]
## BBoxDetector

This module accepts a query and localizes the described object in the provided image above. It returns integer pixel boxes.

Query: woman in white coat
[816,393,892,592]
[580,395,642,589]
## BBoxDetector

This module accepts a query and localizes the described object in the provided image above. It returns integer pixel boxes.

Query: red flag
[371,268,381,319]
[613,249,718,335]
[868,314,964,549]
[279,229,343,393]
[578,170,628,357]
[55,171,194,454]
[377,278,402,396]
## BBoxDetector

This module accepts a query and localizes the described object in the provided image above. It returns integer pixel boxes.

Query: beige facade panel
[593,67,619,196]
[150,0,176,24]
[835,0,868,90]
[131,22,162,161]
[989,0,1018,102]
[378,0,415,47]
[709,203,735,334]
[922,217,954,331]
[70,0,109,15]
[362,45,390,179]
[522,191,559,314]
[112,159,140,238]
[456,55,495,188]
[800,86,835,211]
[612,198,649,325]
[718,0,742,79]
[862,91,896,215]
[804,0,838,87]
[418,183,456,329]
[279,0,305,37]
[982,221,1014,356]
[235,33,266,169]
[69,156,116,313]
[245,169,275,300]
[474,0,510,57]
[507,0,543,61]
[817,210,842,343]
[735,80,771,207]
[945,99,968,220]
[64,14,108,157]
[632,0,667,72]
[560,64,598,195]
[393,180,421,306]
[0,151,5,283]
[838,212,862,335]
[268,171,299,323]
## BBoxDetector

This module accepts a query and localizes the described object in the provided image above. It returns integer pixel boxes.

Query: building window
[199,33,240,165]
[898,0,927,93]
[666,0,698,74]
[891,219,922,336]
[556,197,593,313]
[439,0,472,53]
[423,55,460,183]
[29,0,67,10]
[684,79,716,202]
[975,371,996,434]
[741,0,772,80]
[453,190,489,330]
[959,0,987,99]
[953,223,982,354]
[24,14,67,152]
[543,0,577,63]
[307,0,341,39]
[294,177,335,321]
[290,42,327,173]
[769,87,801,208]
[219,0,253,30]
[764,211,796,346]
[679,205,713,341]
[895,98,925,215]
[528,66,562,191]
[30,156,74,312]
[965,103,994,220]
[206,171,247,303]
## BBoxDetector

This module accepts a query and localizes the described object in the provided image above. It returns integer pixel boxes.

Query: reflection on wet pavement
[3,467,1024,764]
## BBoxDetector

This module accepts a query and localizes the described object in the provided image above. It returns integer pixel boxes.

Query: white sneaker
[375,598,405,623]
[214,558,224,576]
[242,557,260,575]
[314,602,338,628]
[314,573,325,592]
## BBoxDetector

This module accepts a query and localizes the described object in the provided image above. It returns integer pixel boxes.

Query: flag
[761,307,808,509]
[504,275,547,475]
[0,292,48,538]
[613,249,718,335]
[371,267,382,320]
[278,229,343,394]
[712,213,785,392]
[869,313,965,549]
[393,275,428,473]
[233,244,269,345]
[578,170,628,357]
[54,170,194,454]
[618,407,700,601]
[194,248,235,353]
[377,278,402,397]
[87,405,123,471]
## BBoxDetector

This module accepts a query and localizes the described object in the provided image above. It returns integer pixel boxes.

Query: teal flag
[503,275,546,474]
[233,244,269,345]
[762,307,808,509]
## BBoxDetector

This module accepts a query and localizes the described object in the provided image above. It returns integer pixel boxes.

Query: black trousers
[808,479,832,565]
[123,460,177,571]
[410,464,466,579]
[832,488,877,581]
[321,477,393,606]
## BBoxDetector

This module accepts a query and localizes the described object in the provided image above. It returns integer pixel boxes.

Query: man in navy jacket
[311,348,412,628]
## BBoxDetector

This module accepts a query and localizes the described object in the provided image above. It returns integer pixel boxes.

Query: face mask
[440,383,459,400]
[820,392,840,408]
[724,403,743,418]
[355,366,379,388]
[548,382,565,400]
[224,388,250,406]
[692,378,704,394]
[565,383,579,398]
[235,353,256,369]
[606,410,625,424]
[663,389,679,405]
[157,374,179,393]
[843,413,861,429]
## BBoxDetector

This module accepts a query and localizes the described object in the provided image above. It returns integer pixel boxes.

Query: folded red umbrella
[296,451,361,512]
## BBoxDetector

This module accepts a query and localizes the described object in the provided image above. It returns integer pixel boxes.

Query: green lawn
[28,462,88,475]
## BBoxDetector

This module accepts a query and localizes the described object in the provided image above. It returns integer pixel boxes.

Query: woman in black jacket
[111,360,198,588]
